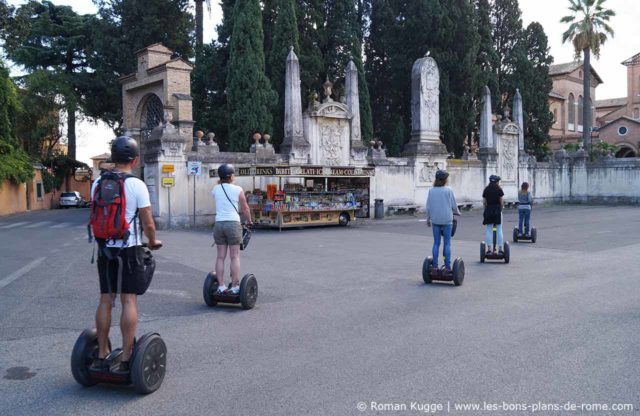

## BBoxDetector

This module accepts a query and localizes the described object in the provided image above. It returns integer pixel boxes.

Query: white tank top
[212,183,243,222]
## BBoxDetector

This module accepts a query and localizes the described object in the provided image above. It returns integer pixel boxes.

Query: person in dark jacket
[482,175,504,253]
[517,182,533,236]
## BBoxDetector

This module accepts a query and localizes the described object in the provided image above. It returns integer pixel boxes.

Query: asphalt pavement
[0,205,639,415]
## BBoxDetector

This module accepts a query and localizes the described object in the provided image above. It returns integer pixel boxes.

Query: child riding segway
[423,170,465,286]
[480,175,510,263]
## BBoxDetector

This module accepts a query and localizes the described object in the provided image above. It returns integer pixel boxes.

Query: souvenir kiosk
[236,165,374,230]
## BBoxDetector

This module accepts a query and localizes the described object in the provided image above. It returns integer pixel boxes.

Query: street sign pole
[193,175,196,228]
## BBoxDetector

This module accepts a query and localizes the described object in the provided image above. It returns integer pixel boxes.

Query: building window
[36,183,44,200]
[553,109,558,124]
[568,94,575,131]
[577,96,584,132]
[618,126,628,136]
[634,108,639,119]
[579,70,583,79]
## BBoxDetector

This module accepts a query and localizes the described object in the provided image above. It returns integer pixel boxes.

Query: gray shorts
[214,221,242,246]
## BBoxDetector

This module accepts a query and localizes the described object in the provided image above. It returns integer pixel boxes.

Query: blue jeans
[518,209,531,235]
[485,224,503,249]
[432,224,452,268]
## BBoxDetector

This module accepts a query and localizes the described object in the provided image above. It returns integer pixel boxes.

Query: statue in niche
[322,79,334,103]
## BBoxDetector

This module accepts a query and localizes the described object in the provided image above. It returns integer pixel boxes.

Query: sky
[5,0,638,163]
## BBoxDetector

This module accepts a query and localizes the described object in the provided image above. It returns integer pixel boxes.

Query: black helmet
[435,170,449,180]
[218,164,235,179]
[489,175,501,183]
[110,136,139,163]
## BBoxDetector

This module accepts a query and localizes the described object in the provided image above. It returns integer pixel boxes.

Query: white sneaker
[229,285,240,295]
[216,285,227,294]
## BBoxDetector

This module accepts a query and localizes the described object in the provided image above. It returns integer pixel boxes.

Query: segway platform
[203,272,258,309]
[513,227,537,243]
[71,329,166,394]
[422,256,465,286]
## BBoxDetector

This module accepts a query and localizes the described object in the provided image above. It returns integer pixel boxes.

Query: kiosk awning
[210,165,375,178]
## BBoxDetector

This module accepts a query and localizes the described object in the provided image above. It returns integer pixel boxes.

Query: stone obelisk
[478,86,497,161]
[513,88,524,152]
[345,59,367,163]
[281,47,309,163]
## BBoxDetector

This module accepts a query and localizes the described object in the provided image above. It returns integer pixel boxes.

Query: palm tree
[194,0,212,61]
[561,0,615,150]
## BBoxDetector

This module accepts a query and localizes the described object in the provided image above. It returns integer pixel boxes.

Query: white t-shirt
[91,173,151,247]
[212,183,242,222]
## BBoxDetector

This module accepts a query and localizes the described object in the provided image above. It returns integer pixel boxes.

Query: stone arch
[615,143,637,158]
[135,93,165,132]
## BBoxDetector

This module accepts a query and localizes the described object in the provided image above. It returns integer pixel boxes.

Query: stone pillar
[345,60,368,164]
[513,88,525,155]
[143,121,189,229]
[478,86,498,162]
[403,54,447,156]
[494,121,520,200]
[281,47,310,164]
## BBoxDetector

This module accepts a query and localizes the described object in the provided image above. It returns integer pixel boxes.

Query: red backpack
[89,172,136,243]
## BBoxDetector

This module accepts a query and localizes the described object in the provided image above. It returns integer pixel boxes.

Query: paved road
[0,206,639,415]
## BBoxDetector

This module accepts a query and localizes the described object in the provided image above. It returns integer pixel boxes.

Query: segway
[422,218,465,286]
[71,329,167,394]
[203,272,258,309]
[480,224,510,263]
[513,226,537,243]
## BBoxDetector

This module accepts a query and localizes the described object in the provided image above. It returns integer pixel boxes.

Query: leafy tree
[268,0,300,150]
[226,0,277,151]
[388,119,406,157]
[90,0,193,129]
[0,59,33,184]
[3,0,92,160]
[561,0,615,149]
[16,71,63,159]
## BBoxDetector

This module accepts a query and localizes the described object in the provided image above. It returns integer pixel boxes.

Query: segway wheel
[531,228,537,243]
[422,257,433,284]
[452,258,465,286]
[338,212,350,227]
[131,334,167,394]
[513,227,518,243]
[240,274,258,310]
[480,242,486,263]
[504,241,510,264]
[203,272,218,307]
[71,329,102,387]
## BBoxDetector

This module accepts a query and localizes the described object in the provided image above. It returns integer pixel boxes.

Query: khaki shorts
[214,221,242,246]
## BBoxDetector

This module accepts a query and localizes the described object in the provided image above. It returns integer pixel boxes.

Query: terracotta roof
[549,61,603,84]
[599,116,640,130]
[622,52,640,66]
[595,97,627,108]
[548,91,565,99]
[90,152,111,160]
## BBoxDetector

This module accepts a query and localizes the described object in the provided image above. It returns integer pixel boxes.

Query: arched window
[568,94,575,131]
[553,109,558,124]
[578,95,584,131]
[579,70,583,79]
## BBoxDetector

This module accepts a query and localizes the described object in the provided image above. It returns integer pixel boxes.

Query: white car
[59,192,85,208]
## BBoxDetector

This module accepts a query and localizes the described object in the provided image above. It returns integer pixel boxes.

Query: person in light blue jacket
[426,170,461,271]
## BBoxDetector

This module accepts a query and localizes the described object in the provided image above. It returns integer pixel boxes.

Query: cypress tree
[295,0,326,106]
[268,0,300,150]
[491,0,524,114]
[226,0,277,151]
[510,22,553,159]
[325,0,373,142]
[365,0,396,145]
